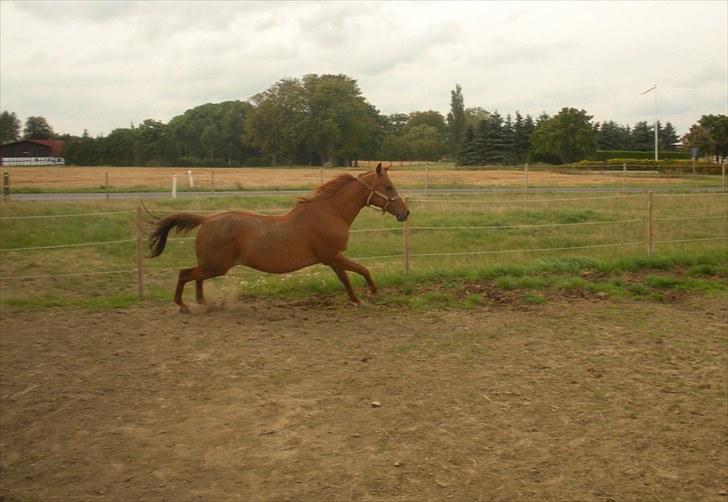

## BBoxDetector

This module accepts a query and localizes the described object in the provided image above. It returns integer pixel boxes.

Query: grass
[0,192,725,310]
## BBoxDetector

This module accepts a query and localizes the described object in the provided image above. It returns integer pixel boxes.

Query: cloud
[1,1,725,136]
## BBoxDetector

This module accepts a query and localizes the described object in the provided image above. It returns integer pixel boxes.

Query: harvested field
[1,293,726,501]
[1,165,720,192]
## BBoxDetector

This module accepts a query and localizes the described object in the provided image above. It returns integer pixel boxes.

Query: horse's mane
[297,174,356,204]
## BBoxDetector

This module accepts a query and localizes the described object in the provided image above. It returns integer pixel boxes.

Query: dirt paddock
[1,294,726,501]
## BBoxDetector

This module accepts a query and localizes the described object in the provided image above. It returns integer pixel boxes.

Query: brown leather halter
[356,176,400,214]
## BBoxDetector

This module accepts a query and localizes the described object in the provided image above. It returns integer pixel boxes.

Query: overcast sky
[1,1,725,137]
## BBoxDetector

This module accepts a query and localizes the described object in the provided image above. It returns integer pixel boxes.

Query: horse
[147,163,410,313]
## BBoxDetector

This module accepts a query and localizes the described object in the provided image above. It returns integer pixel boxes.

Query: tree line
[0,74,726,166]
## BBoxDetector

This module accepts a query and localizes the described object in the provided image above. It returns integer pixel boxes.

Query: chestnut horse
[148,164,410,312]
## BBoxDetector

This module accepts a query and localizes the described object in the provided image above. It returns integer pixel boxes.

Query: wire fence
[2,162,726,200]
[1,193,726,301]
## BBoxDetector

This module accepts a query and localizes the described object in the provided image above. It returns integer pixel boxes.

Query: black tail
[148,213,206,258]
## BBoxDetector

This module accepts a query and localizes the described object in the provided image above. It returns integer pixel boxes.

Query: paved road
[5,186,726,202]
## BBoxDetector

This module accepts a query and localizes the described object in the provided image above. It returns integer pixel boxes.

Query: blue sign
[690,147,698,159]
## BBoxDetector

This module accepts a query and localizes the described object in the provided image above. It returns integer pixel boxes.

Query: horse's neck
[318,177,367,226]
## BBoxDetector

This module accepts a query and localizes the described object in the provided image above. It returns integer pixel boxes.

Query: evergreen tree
[512,112,528,164]
[447,84,466,158]
[502,114,516,165]
[522,114,536,162]
[659,121,679,151]
[472,119,489,165]
[631,121,654,151]
[485,112,505,164]
[457,125,479,165]
[596,121,632,150]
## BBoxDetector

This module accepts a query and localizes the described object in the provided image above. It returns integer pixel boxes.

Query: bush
[591,150,690,161]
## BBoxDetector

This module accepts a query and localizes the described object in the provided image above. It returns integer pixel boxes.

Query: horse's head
[359,163,410,222]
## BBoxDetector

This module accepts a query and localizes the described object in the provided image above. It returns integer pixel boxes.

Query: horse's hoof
[179,305,192,314]
[348,299,364,306]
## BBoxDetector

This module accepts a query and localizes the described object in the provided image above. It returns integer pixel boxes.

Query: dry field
[1,165,717,192]
[1,293,727,501]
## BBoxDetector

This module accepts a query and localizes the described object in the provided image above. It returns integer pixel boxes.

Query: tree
[384,113,409,136]
[299,74,377,167]
[406,110,446,134]
[0,111,21,143]
[457,125,479,165]
[245,78,307,165]
[681,125,715,160]
[447,84,466,158]
[502,114,516,164]
[698,114,728,162]
[597,121,632,150]
[659,121,679,151]
[472,119,489,165]
[23,116,54,139]
[512,112,531,164]
[401,125,445,161]
[631,121,654,151]
[530,107,596,164]
[464,107,490,129]
[485,112,506,164]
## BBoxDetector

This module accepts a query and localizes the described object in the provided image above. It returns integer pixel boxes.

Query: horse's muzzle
[397,210,410,222]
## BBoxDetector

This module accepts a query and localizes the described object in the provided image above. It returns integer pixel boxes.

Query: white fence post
[171,175,177,198]
[187,170,194,189]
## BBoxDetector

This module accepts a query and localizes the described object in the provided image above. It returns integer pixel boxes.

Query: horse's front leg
[331,253,377,296]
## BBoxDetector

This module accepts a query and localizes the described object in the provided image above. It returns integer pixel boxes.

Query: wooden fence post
[211,169,215,195]
[2,172,9,200]
[524,163,529,192]
[403,198,411,274]
[105,172,109,201]
[722,161,726,192]
[135,206,145,300]
[646,191,654,256]
[622,162,627,193]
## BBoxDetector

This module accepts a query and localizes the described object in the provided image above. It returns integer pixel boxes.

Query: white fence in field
[0,193,726,300]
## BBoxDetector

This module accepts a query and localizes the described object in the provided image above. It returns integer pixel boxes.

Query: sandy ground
[1,292,726,501]
[0,166,705,191]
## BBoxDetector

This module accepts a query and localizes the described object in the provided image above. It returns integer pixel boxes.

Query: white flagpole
[641,84,658,161]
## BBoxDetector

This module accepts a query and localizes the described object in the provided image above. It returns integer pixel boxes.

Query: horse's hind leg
[333,254,377,295]
[195,280,205,304]
[330,264,362,305]
[175,266,209,313]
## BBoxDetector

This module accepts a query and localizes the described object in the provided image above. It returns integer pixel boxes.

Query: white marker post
[187,170,194,190]
[172,175,177,198]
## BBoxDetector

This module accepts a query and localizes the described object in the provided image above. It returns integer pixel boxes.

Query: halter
[356,176,400,215]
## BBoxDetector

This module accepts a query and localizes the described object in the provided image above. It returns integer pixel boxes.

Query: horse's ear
[376,163,383,177]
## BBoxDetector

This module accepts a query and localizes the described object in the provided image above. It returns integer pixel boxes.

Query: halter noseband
[356,176,400,215]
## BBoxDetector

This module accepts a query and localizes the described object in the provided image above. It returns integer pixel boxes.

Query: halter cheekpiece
[356,176,399,215]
